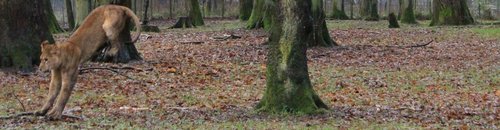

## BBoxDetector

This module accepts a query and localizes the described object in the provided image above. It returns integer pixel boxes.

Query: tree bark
[65,0,75,30]
[246,0,271,29]
[75,0,90,28]
[360,0,379,21]
[310,0,337,47]
[256,0,328,114]
[189,0,205,26]
[0,0,54,72]
[429,0,474,26]
[329,0,349,19]
[400,0,416,24]
[43,0,64,33]
[239,0,253,21]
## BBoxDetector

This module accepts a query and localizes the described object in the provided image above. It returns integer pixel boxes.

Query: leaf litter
[0,20,498,129]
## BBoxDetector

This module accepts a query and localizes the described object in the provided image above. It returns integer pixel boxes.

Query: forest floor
[0,19,499,129]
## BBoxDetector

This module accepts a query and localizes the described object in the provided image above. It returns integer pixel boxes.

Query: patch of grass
[472,27,500,38]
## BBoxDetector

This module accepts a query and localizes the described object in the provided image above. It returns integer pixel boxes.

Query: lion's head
[39,40,61,72]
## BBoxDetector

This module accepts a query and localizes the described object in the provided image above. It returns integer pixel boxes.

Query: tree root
[0,112,83,120]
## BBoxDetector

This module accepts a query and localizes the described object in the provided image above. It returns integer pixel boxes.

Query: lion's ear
[41,40,49,48]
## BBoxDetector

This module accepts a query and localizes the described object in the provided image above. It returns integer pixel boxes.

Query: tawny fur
[37,5,141,120]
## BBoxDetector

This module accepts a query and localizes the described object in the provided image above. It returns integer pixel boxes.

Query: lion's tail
[122,6,141,43]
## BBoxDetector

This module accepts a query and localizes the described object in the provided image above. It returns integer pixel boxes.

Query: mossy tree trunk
[90,0,142,63]
[0,0,54,72]
[256,0,328,114]
[189,0,205,26]
[360,0,379,21]
[65,0,75,30]
[329,0,349,19]
[388,13,400,28]
[310,0,337,47]
[246,0,272,29]
[400,0,416,24]
[239,0,253,21]
[43,0,64,33]
[430,0,474,26]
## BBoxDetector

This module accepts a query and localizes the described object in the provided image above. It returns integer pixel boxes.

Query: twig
[12,93,26,112]
[0,112,82,120]
[79,67,135,80]
[408,40,433,48]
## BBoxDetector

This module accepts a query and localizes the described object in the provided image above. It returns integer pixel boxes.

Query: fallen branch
[212,34,241,41]
[408,40,433,48]
[311,40,434,58]
[177,41,204,44]
[0,112,83,120]
[79,67,135,80]
[12,93,26,112]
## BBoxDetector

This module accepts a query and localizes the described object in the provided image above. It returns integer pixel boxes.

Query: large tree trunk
[44,0,64,33]
[360,0,379,21]
[256,0,328,114]
[246,0,271,29]
[0,0,54,72]
[430,0,474,26]
[310,0,337,47]
[90,0,142,63]
[189,0,205,26]
[400,0,416,23]
[329,0,349,19]
[65,0,75,30]
[239,0,253,21]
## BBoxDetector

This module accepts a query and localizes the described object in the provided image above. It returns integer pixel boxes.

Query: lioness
[37,5,141,119]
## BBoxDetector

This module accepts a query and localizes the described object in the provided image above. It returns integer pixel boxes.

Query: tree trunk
[400,0,416,23]
[169,0,174,18]
[360,0,379,21]
[239,0,253,21]
[65,0,75,30]
[90,0,142,63]
[311,0,337,47]
[189,0,205,26]
[349,0,353,19]
[44,0,64,33]
[0,0,54,72]
[246,0,271,29]
[256,0,328,114]
[330,0,349,19]
[221,0,225,17]
[388,12,400,28]
[75,0,90,28]
[429,0,474,26]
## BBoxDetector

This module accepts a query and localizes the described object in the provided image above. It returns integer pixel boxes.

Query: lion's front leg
[36,69,62,116]
[46,68,78,120]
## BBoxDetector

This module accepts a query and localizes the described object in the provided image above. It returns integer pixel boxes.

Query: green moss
[189,0,204,26]
[472,28,500,38]
[400,0,417,24]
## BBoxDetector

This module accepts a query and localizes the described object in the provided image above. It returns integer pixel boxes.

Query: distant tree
[65,0,75,30]
[0,0,54,71]
[310,0,337,47]
[430,0,474,26]
[189,0,205,26]
[388,13,400,28]
[44,0,64,33]
[75,0,91,28]
[360,0,379,21]
[247,0,271,29]
[330,0,349,19]
[239,0,253,20]
[400,0,416,24]
[257,0,328,114]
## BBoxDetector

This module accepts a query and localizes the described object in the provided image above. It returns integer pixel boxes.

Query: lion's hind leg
[102,10,126,56]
